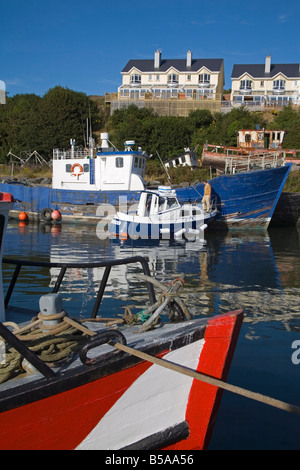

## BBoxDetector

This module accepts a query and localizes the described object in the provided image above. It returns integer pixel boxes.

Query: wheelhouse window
[167,73,179,85]
[115,157,124,168]
[130,74,141,85]
[199,73,210,84]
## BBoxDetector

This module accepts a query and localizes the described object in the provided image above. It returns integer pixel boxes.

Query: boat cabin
[52,133,147,191]
[137,188,180,217]
[165,148,199,169]
[237,129,285,150]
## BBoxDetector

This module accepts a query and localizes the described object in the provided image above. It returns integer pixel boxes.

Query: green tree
[270,106,300,148]
[0,93,42,161]
[108,105,156,150]
[0,87,104,162]
[38,86,102,158]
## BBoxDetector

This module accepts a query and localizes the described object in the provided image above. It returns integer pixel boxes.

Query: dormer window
[273,80,285,92]
[199,73,210,84]
[130,74,141,85]
[167,73,179,85]
[240,80,252,91]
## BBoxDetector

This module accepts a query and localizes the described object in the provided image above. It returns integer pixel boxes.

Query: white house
[118,50,224,101]
[231,56,300,107]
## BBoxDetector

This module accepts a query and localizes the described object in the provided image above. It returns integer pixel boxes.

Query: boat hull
[176,164,292,229]
[0,163,292,229]
[0,311,243,450]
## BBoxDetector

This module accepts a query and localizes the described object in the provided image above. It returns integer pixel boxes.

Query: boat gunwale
[0,317,209,412]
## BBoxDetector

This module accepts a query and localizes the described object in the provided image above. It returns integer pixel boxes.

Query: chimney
[187,50,192,67]
[154,49,161,68]
[265,55,271,74]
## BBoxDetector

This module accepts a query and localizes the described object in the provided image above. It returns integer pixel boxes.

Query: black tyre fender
[40,208,52,222]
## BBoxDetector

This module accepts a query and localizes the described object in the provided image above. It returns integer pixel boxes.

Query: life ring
[40,208,52,222]
[71,163,84,177]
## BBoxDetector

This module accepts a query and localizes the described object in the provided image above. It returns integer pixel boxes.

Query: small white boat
[109,186,215,240]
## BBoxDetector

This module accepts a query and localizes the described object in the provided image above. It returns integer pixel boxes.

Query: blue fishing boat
[109,186,213,240]
[0,135,292,230]
[182,144,292,229]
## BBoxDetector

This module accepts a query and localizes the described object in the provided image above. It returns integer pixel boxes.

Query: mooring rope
[110,340,300,417]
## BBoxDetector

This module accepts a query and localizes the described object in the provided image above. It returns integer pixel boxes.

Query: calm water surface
[2,220,300,450]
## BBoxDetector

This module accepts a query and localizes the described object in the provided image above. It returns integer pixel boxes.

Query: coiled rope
[123,274,191,331]
[0,311,96,384]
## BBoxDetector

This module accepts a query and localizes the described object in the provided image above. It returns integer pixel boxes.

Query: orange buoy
[51,210,61,221]
[19,212,28,221]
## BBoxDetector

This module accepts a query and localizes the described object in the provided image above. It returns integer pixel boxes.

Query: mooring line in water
[110,341,300,417]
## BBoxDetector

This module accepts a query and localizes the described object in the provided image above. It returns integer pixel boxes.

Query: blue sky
[1,0,300,97]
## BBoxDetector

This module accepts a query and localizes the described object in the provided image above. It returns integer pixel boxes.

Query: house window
[240,80,252,91]
[167,73,179,85]
[161,89,171,99]
[260,81,264,87]
[130,89,139,99]
[149,74,152,81]
[120,88,129,97]
[273,80,285,91]
[156,75,160,81]
[187,74,191,81]
[199,73,210,84]
[116,157,124,168]
[130,74,141,85]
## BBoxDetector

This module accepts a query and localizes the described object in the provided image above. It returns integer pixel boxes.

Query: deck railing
[224,150,286,174]
[3,256,156,318]
[53,148,90,160]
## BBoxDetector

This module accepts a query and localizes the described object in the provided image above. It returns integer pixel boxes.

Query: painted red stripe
[0,361,152,450]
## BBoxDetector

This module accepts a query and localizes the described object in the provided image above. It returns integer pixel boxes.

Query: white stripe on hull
[76,338,205,450]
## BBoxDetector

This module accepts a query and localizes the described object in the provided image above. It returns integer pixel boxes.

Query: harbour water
[2,220,300,450]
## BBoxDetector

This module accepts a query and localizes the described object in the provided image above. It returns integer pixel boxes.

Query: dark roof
[232,63,300,79]
[122,58,224,73]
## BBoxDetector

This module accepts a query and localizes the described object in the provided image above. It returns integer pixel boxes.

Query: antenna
[156,150,172,185]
